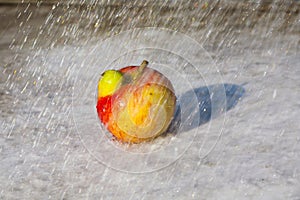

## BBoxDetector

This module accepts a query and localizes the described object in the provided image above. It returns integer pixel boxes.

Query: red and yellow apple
[96,60,176,143]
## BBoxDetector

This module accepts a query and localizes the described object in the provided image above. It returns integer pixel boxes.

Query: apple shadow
[167,83,246,134]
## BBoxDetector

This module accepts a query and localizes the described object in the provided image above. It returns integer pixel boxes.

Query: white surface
[0,2,300,200]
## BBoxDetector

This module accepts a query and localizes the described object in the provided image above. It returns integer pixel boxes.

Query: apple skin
[97,65,176,143]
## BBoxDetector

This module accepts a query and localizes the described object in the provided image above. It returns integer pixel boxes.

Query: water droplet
[273,89,277,99]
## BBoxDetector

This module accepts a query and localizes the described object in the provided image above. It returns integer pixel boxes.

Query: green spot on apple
[98,70,123,98]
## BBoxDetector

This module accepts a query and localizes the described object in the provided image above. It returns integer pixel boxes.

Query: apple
[96,60,176,143]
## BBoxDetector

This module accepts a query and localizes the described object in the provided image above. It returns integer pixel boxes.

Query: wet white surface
[1,1,300,199]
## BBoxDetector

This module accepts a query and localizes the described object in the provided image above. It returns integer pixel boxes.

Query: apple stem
[139,60,149,72]
[137,60,149,76]
[132,60,148,81]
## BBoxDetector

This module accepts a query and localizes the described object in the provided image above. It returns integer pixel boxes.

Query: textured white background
[1,1,300,199]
